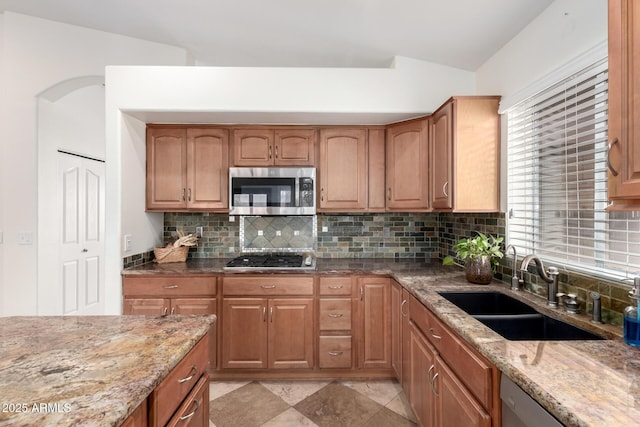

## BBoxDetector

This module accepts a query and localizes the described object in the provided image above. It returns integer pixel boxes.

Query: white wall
[476,0,607,102]
[0,12,189,315]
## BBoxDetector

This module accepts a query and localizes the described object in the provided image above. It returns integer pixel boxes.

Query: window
[507,58,640,280]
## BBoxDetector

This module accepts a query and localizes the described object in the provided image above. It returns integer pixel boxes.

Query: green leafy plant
[442,232,504,270]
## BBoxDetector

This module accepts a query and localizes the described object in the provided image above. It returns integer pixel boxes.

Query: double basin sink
[438,291,604,341]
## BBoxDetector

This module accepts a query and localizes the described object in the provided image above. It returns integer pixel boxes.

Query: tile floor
[208,378,417,427]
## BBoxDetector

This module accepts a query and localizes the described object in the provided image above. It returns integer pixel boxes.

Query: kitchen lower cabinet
[221,298,314,369]
[357,276,391,369]
[318,276,355,369]
[122,275,218,371]
[221,275,315,371]
[408,295,497,427]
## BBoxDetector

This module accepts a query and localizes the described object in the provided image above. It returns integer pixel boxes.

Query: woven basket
[154,245,189,263]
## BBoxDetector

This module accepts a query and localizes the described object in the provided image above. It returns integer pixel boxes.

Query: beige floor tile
[209,382,289,427]
[339,378,403,406]
[385,392,417,423]
[209,379,251,400]
[294,382,384,427]
[259,380,331,406]
[261,408,319,427]
[362,406,417,427]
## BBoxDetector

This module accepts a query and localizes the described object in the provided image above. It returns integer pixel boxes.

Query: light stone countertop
[0,315,215,427]
[122,258,640,426]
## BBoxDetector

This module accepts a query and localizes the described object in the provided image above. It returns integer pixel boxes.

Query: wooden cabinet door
[123,298,170,315]
[608,0,640,205]
[221,298,267,369]
[368,128,387,211]
[166,375,209,427]
[409,322,436,427]
[431,103,453,210]
[386,119,429,211]
[268,298,314,369]
[274,129,315,166]
[173,298,218,370]
[146,128,187,210]
[232,129,274,166]
[319,128,367,211]
[434,356,491,427]
[390,280,403,380]
[358,277,391,369]
[401,289,411,391]
[186,128,229,210]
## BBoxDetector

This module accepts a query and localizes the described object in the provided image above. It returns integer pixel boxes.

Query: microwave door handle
[295,178,300,208]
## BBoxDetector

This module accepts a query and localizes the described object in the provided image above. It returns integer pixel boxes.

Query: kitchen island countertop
[123,258,640,427]
[0,314,215,427]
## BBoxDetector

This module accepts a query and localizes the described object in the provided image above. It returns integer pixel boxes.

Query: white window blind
[507,58,640,280]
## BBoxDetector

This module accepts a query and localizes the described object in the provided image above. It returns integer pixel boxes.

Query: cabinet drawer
[319,336,352,368]
[319,277,352,295]
[166,375,209,427]
[123,276,217,297]
[410,296,492,409]
[319,298,352,330]
[223,276,313,296]
[150,335,209,427]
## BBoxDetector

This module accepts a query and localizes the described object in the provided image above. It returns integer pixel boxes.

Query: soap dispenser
[624,277,640,347]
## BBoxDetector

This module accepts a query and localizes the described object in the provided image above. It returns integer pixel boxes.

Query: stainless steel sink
[438,291,605,341]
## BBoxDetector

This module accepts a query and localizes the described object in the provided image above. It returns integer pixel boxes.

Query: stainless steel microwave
[229,167,316,215]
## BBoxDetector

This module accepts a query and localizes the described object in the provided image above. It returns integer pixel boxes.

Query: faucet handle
[590,292,603,324]
[557,292,580,314]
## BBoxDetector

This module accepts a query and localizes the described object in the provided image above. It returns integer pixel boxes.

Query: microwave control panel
[300,177,314,207]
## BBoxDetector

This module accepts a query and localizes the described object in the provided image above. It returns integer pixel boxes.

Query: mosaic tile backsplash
[131,211,634,325]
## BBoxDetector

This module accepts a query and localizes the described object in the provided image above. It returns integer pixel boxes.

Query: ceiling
[0,0,554,70]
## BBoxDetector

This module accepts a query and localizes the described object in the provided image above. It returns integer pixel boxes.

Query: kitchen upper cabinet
[357,276,391,369]
[232,128,315,166]
[319,128,367,211]
[430,97,500,212]
[607,0,640,207]
[318,128,386,212]
[146,126,229,211]
[386,118,430,211]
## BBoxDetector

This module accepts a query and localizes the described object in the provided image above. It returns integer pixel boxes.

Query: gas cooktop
[224,254,316,270]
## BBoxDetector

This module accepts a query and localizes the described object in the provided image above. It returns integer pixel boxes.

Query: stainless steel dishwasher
[501,375,563,427]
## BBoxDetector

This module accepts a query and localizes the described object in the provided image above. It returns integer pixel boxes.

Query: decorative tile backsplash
[134,210,632,325]
[241,216,317,252]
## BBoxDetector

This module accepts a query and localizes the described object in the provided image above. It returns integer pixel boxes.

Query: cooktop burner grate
[225,254,306,269]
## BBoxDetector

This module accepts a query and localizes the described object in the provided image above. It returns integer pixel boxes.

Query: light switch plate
[18,231,33,245]
[123,234,132,252]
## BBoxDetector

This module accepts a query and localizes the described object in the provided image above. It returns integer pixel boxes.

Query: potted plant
[442,232,504,284]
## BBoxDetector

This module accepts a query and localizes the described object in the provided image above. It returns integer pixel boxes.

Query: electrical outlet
[196,227,204,238]
[229,216,235,222]
[123,234,132,252]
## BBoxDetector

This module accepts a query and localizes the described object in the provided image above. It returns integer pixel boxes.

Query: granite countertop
[0,315,216,427]
[122,258,640,427]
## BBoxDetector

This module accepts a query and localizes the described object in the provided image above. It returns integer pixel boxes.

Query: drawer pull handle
[162,307,168,316]
[431,372,440,397]
[328,313,344,318]
[164,285,179,289]
[400,299,407,317]
[427,364,434,381]
[328,351,343,356]
[270,307,274,323]
[179,399,200,421]
[429,328,442,340]
[170,307,175,315]
[607,138,619,176]
[328,285,343,289]
[263,306,267,322]
[178,365,198,384]
[261,285,277,289]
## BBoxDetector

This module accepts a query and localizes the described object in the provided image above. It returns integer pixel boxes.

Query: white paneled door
[58,152,105,315]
